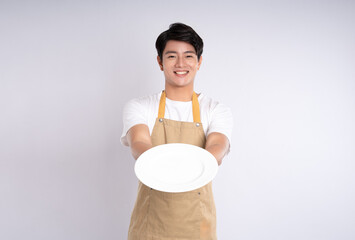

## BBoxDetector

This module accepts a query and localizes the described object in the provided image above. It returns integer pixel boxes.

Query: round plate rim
[134,143,218,193]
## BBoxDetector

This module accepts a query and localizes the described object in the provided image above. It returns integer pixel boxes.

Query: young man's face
[157,40,202,90]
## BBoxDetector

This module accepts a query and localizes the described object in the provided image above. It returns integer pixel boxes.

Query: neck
[164,85,194,102]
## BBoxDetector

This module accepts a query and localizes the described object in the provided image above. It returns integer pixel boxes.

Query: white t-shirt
[120,91,233,153]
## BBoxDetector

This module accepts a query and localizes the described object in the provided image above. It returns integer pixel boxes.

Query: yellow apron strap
[192,92,201,123]
[158,90,166,119]
[158,90,201,123]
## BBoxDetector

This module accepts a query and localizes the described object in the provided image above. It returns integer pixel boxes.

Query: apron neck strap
[158,90,201,123]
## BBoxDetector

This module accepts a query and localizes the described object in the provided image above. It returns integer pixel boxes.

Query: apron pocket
[148,189,201,238]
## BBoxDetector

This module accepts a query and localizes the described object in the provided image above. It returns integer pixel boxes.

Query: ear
[197,55,203,70]
[157,56,163,71]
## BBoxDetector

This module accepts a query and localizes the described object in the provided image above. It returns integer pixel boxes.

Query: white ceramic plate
[135,143,218,193]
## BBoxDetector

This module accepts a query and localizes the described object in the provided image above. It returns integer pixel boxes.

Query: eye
[186,55,193,58]
[167,55,176,59]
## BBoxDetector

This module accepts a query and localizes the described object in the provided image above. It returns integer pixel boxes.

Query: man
[121,23,233,240]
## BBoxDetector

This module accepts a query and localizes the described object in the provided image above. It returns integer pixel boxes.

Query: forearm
[205,132,230,166]
[126,124,153,160]
[205,143,228,166]
[130,141,153,160]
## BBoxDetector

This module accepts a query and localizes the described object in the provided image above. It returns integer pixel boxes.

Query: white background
[1,0,354,239]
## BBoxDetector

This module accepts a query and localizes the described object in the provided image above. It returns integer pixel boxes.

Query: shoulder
[124,92,161,110]
[198,93,232,116]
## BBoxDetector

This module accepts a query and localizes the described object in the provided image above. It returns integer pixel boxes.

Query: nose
[175,56,185,68]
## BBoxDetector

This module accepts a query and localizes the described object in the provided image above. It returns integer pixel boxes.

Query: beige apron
[128,91,217,240]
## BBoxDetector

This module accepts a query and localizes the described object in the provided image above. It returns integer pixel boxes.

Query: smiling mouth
[174,71,189,75]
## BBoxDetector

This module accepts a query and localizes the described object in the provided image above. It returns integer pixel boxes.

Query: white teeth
[175,71,188,74]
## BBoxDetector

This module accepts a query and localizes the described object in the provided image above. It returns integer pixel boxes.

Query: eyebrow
[164,51,196,55]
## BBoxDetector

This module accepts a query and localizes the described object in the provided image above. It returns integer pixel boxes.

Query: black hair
[155,23,204,62]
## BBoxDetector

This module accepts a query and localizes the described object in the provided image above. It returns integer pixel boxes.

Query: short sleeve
[206,103,233,154]
[120,98,148,146]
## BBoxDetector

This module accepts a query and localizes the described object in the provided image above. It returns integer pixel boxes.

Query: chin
[173,79,192,87]
[173,83,191,88]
